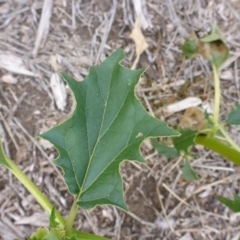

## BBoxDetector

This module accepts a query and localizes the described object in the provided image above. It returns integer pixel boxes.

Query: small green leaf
[200,24,228,69]
[150,139,179,158]
[181,160,199,181]
[41,49,179,210]
[181,38,199,58]
[227,104,240,125]
[28,228,48,240]
[50,207,59,228]
[173,128,197,154]
[208,40,229,70]
[69,230,109,240]
[217,194,240,212]
[200,24,223,42]
[28,228,64,240]
[28,228,109,240]
[182,24,229,69]
[204,111,214,127]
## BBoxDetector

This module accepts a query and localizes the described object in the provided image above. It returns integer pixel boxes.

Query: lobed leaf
[41,49,179,210]
[227,104,240,125]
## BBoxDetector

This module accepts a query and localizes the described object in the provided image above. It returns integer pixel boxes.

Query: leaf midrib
[80,124,162,201]
[78,63,125,197]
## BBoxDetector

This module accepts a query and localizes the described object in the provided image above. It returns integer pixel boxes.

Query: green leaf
[28,228,65,240]
[200,24,223,42]
[181,160,199,181]
[217,194,240,212]
[204,110,214,127]
[200,24,229,69]
[69,230,109,240]
[195,134,240,166]
[50,207,59,228]
[150,139,179,158]
[28,228,109,240]
[182,24,229,69]
[181,37,199,58]
[41,49,179,210]
[227,104,240,125]
[173,128,197,154]
[0,139,11,169]
[28,228,48,240]
[66,235,78,240]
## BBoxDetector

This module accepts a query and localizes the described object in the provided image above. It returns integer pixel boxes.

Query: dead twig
[32,0,53,57]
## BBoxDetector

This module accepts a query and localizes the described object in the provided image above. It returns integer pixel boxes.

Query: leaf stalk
[195,135,240,166]
[4,156,66,228]
[219,126,240,152]
[213,64,221,129]
[65,195,80,236]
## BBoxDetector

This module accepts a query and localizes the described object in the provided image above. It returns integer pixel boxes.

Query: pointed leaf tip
[0,140,11,169]
[217,194,240,213]
[42,49,178,210]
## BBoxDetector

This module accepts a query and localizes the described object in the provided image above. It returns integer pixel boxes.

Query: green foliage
[227,104,240,125]
[181,24,240,214]
[150,139,179,158]
[204,111,214,127]
[200,24,223,42]
[181,38,199,58]
[200,24,228,69]
[28,228,65,240]
[181,160,199,181]
[195,135,240,166]
[70,230,108,240]
[41,49,178,211]
[66,235,78,240]
[182,24,229,69]
[217,194,240,212]
[173,128,197,155]
[28,227,108,240]
[0,138,11,169]
[50,207,59,228]
[0,36,239,238]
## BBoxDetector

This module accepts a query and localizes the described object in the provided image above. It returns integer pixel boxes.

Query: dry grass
[1,0,240,239]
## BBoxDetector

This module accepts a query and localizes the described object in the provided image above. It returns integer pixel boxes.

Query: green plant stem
[65,196,79,236]
[213,64,221,129]
[218,126,240,152]
[195,134,240,166]
[5,156,66,228]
